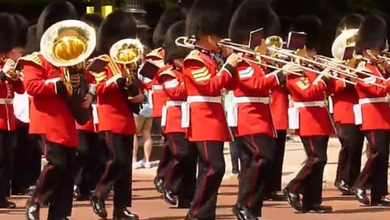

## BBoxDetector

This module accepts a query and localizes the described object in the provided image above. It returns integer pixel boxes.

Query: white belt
[227,96,270,127]
[293,101,326,108]
[161,101,185,126]
[0,98,13,104]
[354,97,388,125]
[289,101,326,129]
[152,85,163,90]
[359,97,388,105]
[182,96,222,128]
[92,104,99,124]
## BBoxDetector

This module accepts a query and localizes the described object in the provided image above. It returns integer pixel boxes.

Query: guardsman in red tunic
[182,0,239,219]
[149,7,186,194]
[89,10,144,220]
[156,21,197,208]
[0,13,24,209]
[351,14,390,206]
[284,15,334,213]
[73,13,107,202]
[227,1,287,219]
[328,14,365,196]
[21,2,92,220]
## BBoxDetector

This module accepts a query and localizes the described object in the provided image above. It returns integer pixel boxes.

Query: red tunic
[231,58,281,137]
[355,63,390,130]
[158,65,187,134]
[286,71,334,136]
[95,63,136,135]
[182,50,237,142]
[326,75,359,124]
[20,53,78,147]
[270,86,289,131]
[0,62,25,131]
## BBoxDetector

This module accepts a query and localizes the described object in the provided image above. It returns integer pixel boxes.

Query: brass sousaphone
[40,19,97,124]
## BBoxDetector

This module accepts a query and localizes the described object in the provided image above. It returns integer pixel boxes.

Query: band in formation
[0,0,389,220]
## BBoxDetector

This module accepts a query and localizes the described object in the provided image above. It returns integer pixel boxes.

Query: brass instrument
[40,19,97,125]
[1,58,23,81]
[109,38,144,85]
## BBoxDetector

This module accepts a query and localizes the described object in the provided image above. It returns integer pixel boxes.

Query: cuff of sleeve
[0,71,6,82]
[223,64,236,76]
[320,76,329,87]
[45,78,61,94]
[88,84,97,95]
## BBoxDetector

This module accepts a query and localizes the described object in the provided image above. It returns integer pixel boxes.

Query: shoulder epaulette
[184,50,206,65]
[159,67,176,79]
[17,52,43,68]
[146,48,163,60]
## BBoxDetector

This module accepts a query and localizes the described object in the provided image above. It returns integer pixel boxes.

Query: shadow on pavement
[332,207,390,214]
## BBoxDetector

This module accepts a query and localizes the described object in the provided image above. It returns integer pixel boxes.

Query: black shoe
[232,205,258,220]
[264,191,286,201]
[26,199,40,220]
[75,192,91,201]
[90,195,107,219]
[0,200,16,209]
[177,198,192,209]
[371,196,390,206]
[335,181,352,195]
[184,213,199,220]
[153,177,164,194]
[113,208,139,220]
[303,204,333,213]
[353,188,369,206]
[283,188,303,212]
[232,168,239,175]
[162,188,177,206]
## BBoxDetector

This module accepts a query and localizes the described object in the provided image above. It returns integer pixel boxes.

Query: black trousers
[286,136,329,207]
[31,136,76,219]
[189,141,225,219]
[12,126,42,195]
[95,132,134,208]
[268,130,287,193]
[335,123,364,187]
[354,130,390,199]
[0,130,15,202]
[237,134,275,217]
[75,130,109,195]
[156,135,173,180]
[229,127,242,172]
[163,133,197,201]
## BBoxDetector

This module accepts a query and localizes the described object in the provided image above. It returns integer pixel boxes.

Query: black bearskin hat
[335,13,364,37]
[37,1,77,40]
[25,25,39,54]
[164,20,190,64]
[186,0,232,39]
[229,0,280,44]
[13,14,29,49]
[355,14,387,55]
[0,13,17,53]
[290,14,322,50]
[81,13,103,32]
[153,7,186,48]
[97,9,137,55]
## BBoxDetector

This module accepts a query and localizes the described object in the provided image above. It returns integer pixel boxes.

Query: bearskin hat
[335,13,364,37]
[0,13,17,53]
[229,0,280,44]
[186,0,232,39]
[12,14,29,49]
[355,14,387,55]
[153,7,186,48]
[25,25,39,54]
[96,9,137,55]
[37,1,77,40]
[164,20,190,64]
[81,13,103,32]
[290,14,322,50]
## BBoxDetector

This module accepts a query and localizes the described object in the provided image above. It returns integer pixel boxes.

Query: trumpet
[1,58,22,81]
[40,19,97,125]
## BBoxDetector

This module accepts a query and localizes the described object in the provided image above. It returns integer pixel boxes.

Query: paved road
[1,137,390,220]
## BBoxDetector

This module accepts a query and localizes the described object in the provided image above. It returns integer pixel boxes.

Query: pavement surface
[1,137,390,220]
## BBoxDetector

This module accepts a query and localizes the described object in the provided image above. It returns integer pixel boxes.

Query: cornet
[1,58,22,81]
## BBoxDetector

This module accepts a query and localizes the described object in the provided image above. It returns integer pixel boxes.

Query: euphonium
[40,19,97,125]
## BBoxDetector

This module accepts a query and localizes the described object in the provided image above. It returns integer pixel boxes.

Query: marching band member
[283,14,334,213]
[352,14,390,206]
[227,1,287,219]
[90,9,143,220]
[182,0,239,219]
[157,20,197,208]
[330,14,364,196]
[150,6,186,193]
[0,12,23,209]
[73,13,106,202]
[21,2,89,220]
